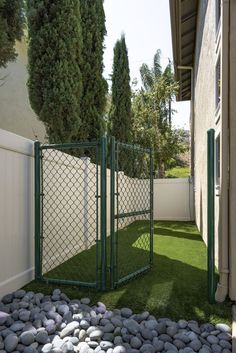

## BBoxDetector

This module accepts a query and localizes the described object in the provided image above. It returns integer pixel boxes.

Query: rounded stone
[199,348,211,353]
[103,323,114,333]
[211,343,222,353]
[23,347,37,353]
[156,322,166,334]
[124,320,140,335]
[114,336,123,346]
[99,341,113,350]
[2,295,13,305]
[80,320,90,330]
[113,346,126,353]
[35,331,48,345]
[188,324,201,335]
[4,334,19,353]
[141,328,153,340]
[219,339,231,349]
[20,332,35,346]
[22,324,37,336]
[187,332,198,341]
[200,324,214,333]
[173,339,186,349]
[152,337,164,351]
[77,342,90,353]
[130,336,142,349]
[218,333,231,341]
[10,322,25,332]
[81,298,90,305]
[215,324,231,333]
[0,312,10,326]
[89,330,103,341]
[174,333,189,344]
[96,307,106,315]
[61,341,74,353]
[86,326,97,336]
[103,333,114,342]
[87,341,98,349]
[60,321,79,338]
[120,308,132,318]
[19,311,30,322]
[41,343,52,353]
[52,289,61,296]
[158,334,172,342]
[189,339,202,351]
[167,325,177,337]
[79,329,87,342]
[57,305,69,316]
[178,320,188,329]
[182,348,194,353]
[140,343,155,353]
[14,291,26,300]
[145,320,158,331]
[206,335,219,344]
[16,344,25,352]
[164,342,178,352]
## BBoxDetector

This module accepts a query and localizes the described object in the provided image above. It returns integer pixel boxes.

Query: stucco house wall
[0,39,46,142]
[193,0,219,266]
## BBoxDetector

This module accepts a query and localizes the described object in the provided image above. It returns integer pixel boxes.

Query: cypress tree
[78,0,107,141]
[109,35,132,142]
[27,0,83,143]
[0,0,25,68]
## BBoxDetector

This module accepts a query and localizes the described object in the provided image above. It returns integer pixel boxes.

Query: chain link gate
[35,137,153,291]
[110,137,154,288]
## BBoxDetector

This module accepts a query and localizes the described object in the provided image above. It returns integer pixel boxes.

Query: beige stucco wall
[0,39,46,142]
[193,0,220,266]
[229,0,236,300]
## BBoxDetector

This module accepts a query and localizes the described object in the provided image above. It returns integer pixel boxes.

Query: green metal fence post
[34,141,41,280]
[110,137,115,289]
[207,129,215,304]
[150,148,154,265]
[100,136,107,291]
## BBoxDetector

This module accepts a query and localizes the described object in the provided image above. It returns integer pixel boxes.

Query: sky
[103,0,190,130]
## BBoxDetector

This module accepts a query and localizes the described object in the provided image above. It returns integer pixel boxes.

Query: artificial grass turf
[24,221,231,325]
[165,166,190,178]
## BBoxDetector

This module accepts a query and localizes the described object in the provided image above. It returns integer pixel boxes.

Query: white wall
[153,178,194,221]
[0,128,194,297]
[0,129,34,298]
[0,40,46,142]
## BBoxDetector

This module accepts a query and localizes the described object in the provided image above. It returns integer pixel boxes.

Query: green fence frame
[35,136,153,291]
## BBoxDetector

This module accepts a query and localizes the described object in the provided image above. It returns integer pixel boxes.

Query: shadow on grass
[45,221,151,284]
[25,221,232,324]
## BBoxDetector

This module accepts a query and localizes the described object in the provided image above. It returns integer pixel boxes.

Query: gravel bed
[0,289,232,353]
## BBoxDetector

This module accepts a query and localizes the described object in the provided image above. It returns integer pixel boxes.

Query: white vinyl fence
[153,178,194,221]
[0,129,34,298]
[0,129,194,297]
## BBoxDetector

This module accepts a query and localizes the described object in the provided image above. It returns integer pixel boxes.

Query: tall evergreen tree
[27,0,83,143]
[0,0,25,68]
[109,35,132,142]
[78,0,107,141]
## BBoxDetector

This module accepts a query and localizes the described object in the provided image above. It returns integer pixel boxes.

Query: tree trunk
[157,162,165,178]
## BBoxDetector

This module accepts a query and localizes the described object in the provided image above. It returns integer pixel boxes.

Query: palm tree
[139,50,175,126]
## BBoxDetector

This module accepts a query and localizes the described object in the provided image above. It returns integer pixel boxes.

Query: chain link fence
[35,137,153,290]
